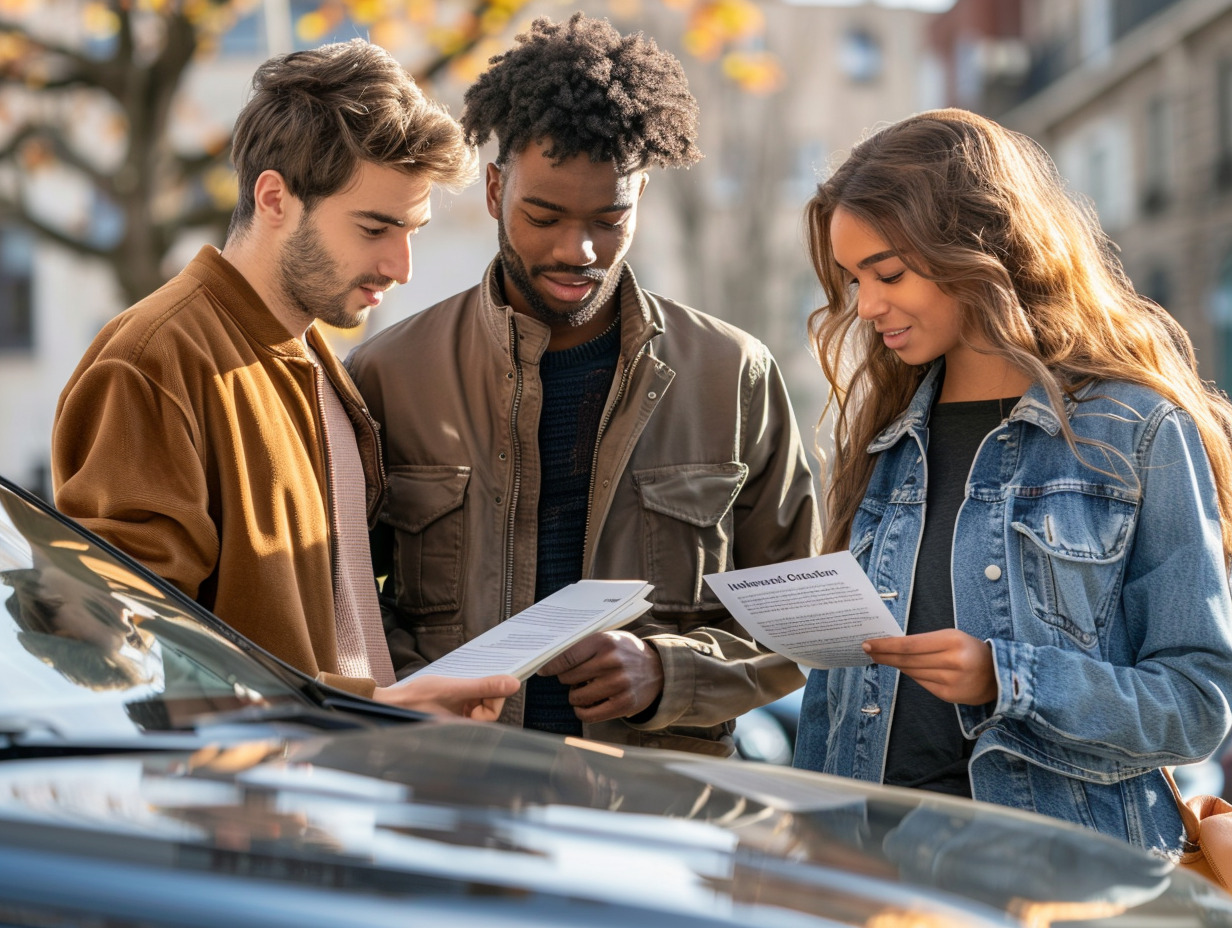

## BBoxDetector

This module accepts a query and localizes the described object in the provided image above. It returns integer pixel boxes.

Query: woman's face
[829,206,966,368]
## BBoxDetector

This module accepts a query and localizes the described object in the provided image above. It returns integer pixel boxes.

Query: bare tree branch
[0,190,111,260]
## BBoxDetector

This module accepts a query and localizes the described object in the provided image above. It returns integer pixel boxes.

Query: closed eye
[361,225,388,237]
[877,271,904,284]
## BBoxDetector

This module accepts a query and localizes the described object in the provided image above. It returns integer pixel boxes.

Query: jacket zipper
[581,343,645,575]
[502,317,525,621]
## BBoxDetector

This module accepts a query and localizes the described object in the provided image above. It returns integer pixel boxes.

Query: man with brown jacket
[52,41,516,719]
[346,15,820,755]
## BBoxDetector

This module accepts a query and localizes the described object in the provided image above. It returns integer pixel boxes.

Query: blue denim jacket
[794,364,1232,853]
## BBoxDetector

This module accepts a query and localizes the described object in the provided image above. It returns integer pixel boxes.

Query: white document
[401,580,654,682]
[704,552,902,669]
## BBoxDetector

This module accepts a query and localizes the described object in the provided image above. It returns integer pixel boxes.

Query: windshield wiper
[181,702,376,733]
[0,716,66,745]
[0,716,195,760]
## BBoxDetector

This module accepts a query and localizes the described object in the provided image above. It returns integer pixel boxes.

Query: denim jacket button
[984,564,1002,581]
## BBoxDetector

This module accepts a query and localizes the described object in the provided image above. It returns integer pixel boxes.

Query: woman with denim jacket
[791,108,1232,854]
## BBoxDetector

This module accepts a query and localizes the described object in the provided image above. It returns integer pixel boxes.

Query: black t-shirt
[881,397,1013,797]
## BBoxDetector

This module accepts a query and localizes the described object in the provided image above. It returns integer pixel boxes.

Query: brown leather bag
[1163,766,1232,890]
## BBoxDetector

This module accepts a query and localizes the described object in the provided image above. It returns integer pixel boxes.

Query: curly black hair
[461,13,702,172]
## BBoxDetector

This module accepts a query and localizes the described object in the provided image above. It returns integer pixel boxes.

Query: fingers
[373,673,520,717]
[538,635,604,678]
[467,674,520,699]
[464,696,508,722]
[863,630,998,706]
[541,631,664,722]
[863,632,955,659]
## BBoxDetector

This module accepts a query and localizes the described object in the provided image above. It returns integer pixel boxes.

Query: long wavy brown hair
[808,108,1232,561]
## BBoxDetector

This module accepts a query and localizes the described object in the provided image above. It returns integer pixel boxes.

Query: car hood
[0,720,1228,928]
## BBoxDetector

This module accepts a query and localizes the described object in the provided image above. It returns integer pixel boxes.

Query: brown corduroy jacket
[53,246,384,696]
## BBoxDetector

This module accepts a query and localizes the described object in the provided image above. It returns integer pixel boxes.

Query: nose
[553,224,597,267]
[379,235,413,285]
[854,282,885,322]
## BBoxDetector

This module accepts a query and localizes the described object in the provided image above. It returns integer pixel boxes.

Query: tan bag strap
[1162,765,1204,850]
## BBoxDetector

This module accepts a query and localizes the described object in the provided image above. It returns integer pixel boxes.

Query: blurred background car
[1,475,1229,928]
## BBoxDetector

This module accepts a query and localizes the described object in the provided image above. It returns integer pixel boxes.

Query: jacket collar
[184,245,311,360]
[184,246,363,408]
[479,257,663,358]
[868,361,1065,454]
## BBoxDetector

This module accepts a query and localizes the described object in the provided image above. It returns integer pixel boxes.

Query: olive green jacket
[347,261,820,754]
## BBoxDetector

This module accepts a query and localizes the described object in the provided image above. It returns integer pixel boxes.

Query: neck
[221,237,311,341]
[939,350,1032,403]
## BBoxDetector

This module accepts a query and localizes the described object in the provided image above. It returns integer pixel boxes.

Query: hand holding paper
[703,552,902,669]
[538,629,665,722]
[399,580,654,683]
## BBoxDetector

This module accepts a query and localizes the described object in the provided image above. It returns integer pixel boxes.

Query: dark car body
[0,477,1228,928]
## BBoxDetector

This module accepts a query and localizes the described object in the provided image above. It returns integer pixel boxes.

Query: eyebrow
[521,195,632,214]
[857,249,898,269]
[835,249,900,275]
[351,209,430,229]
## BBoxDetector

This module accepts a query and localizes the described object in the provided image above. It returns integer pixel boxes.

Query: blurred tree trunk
[0,0,531,306]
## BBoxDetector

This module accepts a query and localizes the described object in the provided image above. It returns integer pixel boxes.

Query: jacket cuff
[316,671,377,699]
[991,637,1035,720]
[622,635,699,730]
[958,637,1029,736]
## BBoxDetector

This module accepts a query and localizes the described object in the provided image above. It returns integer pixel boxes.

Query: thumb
[483,674,521,697]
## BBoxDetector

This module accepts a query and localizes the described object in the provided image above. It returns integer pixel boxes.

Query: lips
[878,326,910,349]
[540,274,597,303]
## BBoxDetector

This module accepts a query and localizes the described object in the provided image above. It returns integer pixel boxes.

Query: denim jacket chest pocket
[633,462,748,611]
[1008,485,1137,649]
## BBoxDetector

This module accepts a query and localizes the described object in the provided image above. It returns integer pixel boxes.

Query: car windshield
[0,480,311,742]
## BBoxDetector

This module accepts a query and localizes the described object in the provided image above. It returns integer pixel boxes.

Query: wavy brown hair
[227,39,478,239]
[808,108,1232,560]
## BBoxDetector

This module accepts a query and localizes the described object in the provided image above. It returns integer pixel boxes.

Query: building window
[1211,254,1232,391]
[1141,96,1171,214]
[0,226,33,351]
[1087,143,1111,219]
[1141,266,1172,312]
[1080,0,1113,62]
[1216,58,1232,190]
[786,139,827,201]
[840,27,882,84]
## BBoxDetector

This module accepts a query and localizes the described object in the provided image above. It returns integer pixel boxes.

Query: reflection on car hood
[0,720,1228,928]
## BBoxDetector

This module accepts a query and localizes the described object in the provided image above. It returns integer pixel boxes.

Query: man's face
[487,141,647,343]
[278,162,433,331]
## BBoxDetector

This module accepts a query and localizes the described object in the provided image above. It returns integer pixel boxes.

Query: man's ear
[252,170,297,229]
[485,162,504,221]
[636,170,649,200]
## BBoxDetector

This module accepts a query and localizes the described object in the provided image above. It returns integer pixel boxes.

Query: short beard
[496,218,621,330]
[278,214,390,330]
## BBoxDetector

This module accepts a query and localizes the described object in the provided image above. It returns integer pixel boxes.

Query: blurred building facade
[932,0,1232,391]
[623,0,945,452]
[0,0,948,498]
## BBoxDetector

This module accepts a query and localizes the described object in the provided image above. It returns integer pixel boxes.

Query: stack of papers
[402,580,654,682]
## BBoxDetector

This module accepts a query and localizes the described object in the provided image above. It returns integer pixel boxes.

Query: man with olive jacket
[346,15,819,755]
